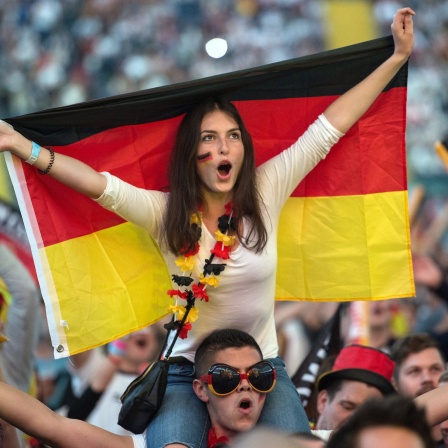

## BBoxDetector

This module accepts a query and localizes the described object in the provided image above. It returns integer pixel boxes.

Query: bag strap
[159,299,195,361]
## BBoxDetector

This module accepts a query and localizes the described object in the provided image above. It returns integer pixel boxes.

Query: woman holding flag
[0,7,415,448]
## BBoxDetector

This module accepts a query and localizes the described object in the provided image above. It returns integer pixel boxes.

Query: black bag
[118,359,169,434]
[118,306,194,433]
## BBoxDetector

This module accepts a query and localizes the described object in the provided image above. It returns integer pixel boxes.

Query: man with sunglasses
[3,335,448,448]
[0,328,276,448]
[192,329,277,448]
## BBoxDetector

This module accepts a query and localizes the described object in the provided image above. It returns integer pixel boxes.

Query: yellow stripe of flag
[276,191,414,301]
[42,222,171,355]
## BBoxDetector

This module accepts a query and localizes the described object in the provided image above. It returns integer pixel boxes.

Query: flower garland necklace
[166,202,236,339]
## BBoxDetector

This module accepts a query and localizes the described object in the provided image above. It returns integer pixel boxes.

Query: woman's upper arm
[94,172,167,236]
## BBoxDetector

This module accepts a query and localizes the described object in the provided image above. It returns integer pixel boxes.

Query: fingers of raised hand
[0,120,14,131]
[392,7,415,34]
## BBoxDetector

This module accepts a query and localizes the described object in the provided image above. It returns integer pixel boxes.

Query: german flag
[5,36,414,357]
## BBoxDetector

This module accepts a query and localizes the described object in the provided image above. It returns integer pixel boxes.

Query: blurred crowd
[0,0,447,180]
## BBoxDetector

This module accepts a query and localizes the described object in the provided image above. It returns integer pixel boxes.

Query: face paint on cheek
[197,152,213,163]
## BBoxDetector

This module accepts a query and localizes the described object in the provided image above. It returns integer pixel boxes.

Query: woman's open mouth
[217,162,232,179]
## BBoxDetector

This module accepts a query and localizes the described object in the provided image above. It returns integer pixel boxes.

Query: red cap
[317,345,395,395]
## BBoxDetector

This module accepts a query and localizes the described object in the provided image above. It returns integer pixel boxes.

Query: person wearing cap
[314,344,396,431]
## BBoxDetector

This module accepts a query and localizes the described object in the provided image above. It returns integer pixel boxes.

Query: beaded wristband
[38,147,55,175]
[25,141,41,165]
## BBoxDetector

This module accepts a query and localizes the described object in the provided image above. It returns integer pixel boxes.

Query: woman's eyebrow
[200,127,240,134]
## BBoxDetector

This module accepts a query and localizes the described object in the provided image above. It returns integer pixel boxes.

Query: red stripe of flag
[24,90,406,246]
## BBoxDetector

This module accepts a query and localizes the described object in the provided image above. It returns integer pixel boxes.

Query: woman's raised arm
[0,120,107,199]
[323,7,415,134]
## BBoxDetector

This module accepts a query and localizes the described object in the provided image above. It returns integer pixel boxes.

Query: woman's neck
[201,193,233,220]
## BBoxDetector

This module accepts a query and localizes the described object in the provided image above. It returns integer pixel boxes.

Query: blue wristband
[25,141,41,165]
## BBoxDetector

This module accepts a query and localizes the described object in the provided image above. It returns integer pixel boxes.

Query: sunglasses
[200,360,276,396]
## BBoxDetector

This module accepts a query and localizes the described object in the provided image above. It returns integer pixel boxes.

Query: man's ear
[316,389,329,415]
[193,379,210,403]
[391,375,399,391]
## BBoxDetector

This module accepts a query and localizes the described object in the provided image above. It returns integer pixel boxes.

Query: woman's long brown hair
[161,97,268,255]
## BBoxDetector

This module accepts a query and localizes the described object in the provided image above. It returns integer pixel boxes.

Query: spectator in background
[313,344,396,432]
[391,332,446,446]
[391,333,445,398]
[326,395,436,448]
[232,427,326,448]
[0,243,41,446]
[0,243,40,393]
[66,327,158,436]
[412,253,448,359]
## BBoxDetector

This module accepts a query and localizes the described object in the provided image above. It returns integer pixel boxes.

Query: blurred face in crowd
[316,380,383,430]
[124,328,156,364]
[232,428,326,448]
[393,348,445,397]
[355,426,426,448]
[107,327,156,370]
[367,300,395,330]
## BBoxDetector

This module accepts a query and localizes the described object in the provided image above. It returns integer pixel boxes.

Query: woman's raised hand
[391,7,415,61]
[0,119,107,198]
[0,120,26,156]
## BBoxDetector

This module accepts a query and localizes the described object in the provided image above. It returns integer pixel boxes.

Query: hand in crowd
[413,253,443,289]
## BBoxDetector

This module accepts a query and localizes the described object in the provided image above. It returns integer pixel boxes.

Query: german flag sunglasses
[199,360,277,396]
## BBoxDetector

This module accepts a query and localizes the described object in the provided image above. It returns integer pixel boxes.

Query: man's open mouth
[238,398,252,410]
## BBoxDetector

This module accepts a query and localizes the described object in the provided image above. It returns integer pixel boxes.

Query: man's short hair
[326,395,436,448]
[194,329,262,377]
[321,378,347,401]
[390,333,444,381]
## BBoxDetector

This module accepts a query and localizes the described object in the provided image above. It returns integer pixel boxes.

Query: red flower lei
[166,202,236,339]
